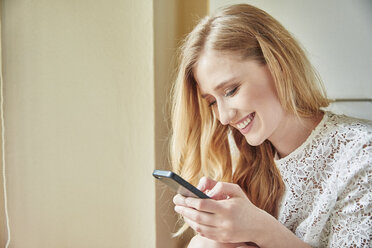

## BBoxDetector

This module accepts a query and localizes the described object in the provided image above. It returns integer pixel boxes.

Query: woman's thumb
[207,182,245,200]
[197,177,217,192]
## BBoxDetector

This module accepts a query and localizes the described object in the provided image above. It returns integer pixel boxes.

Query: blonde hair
[170,4,329,235]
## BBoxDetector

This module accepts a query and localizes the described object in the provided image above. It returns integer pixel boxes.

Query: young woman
[170,4,371,248]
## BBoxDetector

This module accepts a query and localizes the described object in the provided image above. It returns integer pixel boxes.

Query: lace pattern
[275,112,372,247]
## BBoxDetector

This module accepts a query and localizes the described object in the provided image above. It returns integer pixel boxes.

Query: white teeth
[237,118,251,129]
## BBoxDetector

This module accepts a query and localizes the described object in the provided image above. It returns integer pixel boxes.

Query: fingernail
[174,194,185,205]
[174,206,181,213]
[197,183,205,191]
[205,189,213,197]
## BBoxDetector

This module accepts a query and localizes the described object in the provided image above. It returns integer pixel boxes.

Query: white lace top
[275,112,372,247]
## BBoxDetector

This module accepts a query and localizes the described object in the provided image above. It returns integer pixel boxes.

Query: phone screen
[152,170,210,198]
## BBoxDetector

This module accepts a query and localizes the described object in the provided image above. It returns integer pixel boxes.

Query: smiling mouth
[236,112,255,130]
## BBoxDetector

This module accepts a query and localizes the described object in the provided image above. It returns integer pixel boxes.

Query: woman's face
[193,51,287,146]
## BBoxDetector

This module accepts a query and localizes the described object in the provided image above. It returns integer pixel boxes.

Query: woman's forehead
[194,51,236,77]
[193,51,255,91]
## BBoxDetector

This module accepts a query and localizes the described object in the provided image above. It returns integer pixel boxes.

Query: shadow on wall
[326,101,372,121]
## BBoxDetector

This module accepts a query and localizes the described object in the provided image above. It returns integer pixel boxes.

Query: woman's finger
[183,217,236,244]
[174,205,217,226]
[174,194,222,213]
[197,177,218,192]
[183,216,216,235]
[207,182,246,200]
[183,197,222,213]
[173,194,188,207]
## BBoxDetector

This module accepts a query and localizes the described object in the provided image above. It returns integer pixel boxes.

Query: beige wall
[154,1,208,247]
[0,2,6,244]
[1,0,156,247]
[154,1,180,247]
[1,0,208,247]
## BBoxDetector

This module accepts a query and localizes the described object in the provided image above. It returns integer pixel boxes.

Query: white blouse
[275,112,372,247]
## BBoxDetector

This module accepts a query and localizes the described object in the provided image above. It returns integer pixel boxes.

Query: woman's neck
[269,112,324,159]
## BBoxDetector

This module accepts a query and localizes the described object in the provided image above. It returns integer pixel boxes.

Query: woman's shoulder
[275,111,371,169]
[302,112,371,177]
[319,111,372,149]
[322,112,371,182]
[323,111,371,132]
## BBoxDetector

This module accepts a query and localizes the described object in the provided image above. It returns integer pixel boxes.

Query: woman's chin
[244,135,265,147]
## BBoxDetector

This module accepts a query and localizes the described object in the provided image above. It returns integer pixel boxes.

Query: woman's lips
[236,112,255,133]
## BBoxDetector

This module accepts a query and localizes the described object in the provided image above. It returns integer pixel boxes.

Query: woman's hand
[173,177,266,244]
[188,234,255,248]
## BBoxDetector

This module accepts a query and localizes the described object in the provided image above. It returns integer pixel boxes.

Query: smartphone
[152,170,210,198]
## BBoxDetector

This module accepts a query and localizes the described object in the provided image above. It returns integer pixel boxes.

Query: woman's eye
[208,101,216,107]
[225,86,238,97]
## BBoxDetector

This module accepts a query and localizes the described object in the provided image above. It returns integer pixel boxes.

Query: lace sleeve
[325,141,372,247]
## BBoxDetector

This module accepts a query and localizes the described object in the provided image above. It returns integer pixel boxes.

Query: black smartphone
[152,170,210,198]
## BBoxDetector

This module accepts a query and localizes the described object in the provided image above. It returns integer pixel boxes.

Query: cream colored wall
[0,2,6,244]
[1,0,209,247]
[154,1,208,248]
[154,1,180,247]
[1,0,155,247]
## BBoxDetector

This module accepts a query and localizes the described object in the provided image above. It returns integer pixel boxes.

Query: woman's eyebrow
[201,78,237,98]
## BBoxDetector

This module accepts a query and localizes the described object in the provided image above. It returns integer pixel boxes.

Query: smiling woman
[170,3,372,248]
[194,54,285,147]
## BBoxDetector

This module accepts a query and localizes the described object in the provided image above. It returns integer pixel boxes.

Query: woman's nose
[217,101,236,125]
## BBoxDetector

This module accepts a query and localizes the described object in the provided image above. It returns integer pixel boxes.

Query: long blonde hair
[170,4,329,234]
